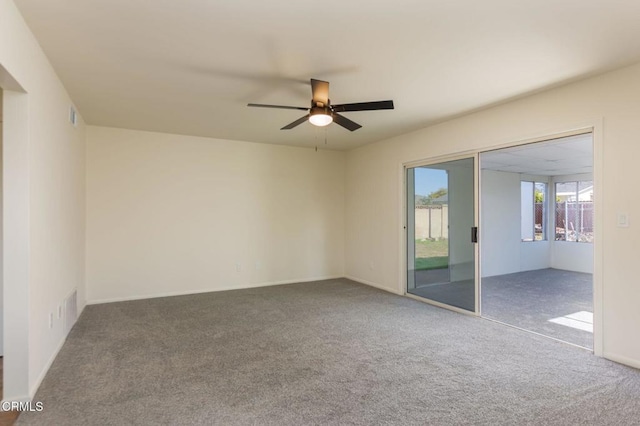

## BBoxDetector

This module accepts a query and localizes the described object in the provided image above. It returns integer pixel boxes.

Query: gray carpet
[482,269,593,349]
[409,278,475,312]
[18,279,640,425]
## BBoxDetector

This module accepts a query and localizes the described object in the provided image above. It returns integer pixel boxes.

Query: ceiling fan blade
[311,79,330,105]
[332,113,362,132]
[248,103,308,111]
[332,100,394,113]
[281,115,310,130]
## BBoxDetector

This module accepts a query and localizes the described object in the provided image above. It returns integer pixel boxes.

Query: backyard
[415,238,449,270]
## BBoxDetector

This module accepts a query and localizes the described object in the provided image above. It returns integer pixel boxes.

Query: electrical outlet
[617,212,630,228]
[236,263,241,272]
[369,261,374,270]
[255,261,261,271]
[57,305,63,319]
[49,312,54,329]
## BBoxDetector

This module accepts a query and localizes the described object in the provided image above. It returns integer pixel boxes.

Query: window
[555,181,593,243]
[521,181,547,241]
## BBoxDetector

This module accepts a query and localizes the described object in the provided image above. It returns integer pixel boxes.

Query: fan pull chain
[314,127,319,152]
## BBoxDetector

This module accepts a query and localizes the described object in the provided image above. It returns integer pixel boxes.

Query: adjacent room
[3,0,640,424]
[480,134,594,349]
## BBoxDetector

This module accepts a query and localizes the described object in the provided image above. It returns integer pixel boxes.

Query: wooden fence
[415,205,448,239]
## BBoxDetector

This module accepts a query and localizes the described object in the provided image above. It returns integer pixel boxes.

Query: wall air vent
[63,289,78,336]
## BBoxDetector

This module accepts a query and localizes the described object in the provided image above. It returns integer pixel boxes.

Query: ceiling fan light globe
[309,113,333,127]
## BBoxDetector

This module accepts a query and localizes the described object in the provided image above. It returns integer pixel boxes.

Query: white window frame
[521,181,547,242]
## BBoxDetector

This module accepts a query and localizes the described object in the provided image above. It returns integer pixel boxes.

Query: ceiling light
[309,107,333,127]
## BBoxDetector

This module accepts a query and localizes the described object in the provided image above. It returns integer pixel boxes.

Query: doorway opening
[0,87,4,365]
[0,63,31,403]
[0,87,16,424]
[0,87,4,368]
[480,133,594,349]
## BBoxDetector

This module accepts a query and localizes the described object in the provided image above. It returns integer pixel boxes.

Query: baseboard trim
[87,275,344,305]
[28,336,67,400]
[603,352,640,370]
[77,301,86,319]
[345,276,403,295]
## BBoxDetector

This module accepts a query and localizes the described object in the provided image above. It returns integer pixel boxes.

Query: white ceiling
[481,133,593,176]
[14,0,640,150]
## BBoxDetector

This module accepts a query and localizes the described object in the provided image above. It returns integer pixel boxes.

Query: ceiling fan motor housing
[311,99,331,113]
[309,103,333,126]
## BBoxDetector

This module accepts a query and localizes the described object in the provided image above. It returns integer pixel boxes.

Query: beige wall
[86,126,345,303]
[346,61,640,368]
[0,0,87,401]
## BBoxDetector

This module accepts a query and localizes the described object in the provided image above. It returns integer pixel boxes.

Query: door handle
[471,227,478,243]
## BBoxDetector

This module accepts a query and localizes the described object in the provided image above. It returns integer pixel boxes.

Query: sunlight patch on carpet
[549,311,593,333]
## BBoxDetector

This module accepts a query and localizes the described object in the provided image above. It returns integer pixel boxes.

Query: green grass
[415,256,449,270]
[414,238,449,271]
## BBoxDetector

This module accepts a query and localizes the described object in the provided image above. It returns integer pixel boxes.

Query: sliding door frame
[399,124,602,357]
[401,152,480,316]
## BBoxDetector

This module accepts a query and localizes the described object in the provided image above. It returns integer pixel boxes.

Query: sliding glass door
[407,157,476,312]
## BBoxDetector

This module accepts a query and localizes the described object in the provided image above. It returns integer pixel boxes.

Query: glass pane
[555,182,577,241]
[534,182,546,241]
[577,181,594,242]
[407,158,475,312]
[521,182,534,241]
[555,181,593,243]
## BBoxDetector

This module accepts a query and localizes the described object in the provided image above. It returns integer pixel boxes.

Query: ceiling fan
[247,79,394,131]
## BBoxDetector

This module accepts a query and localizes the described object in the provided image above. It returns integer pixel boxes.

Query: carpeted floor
[18,278,640,425]
[482,269,593,349]
[409,279,475,312]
